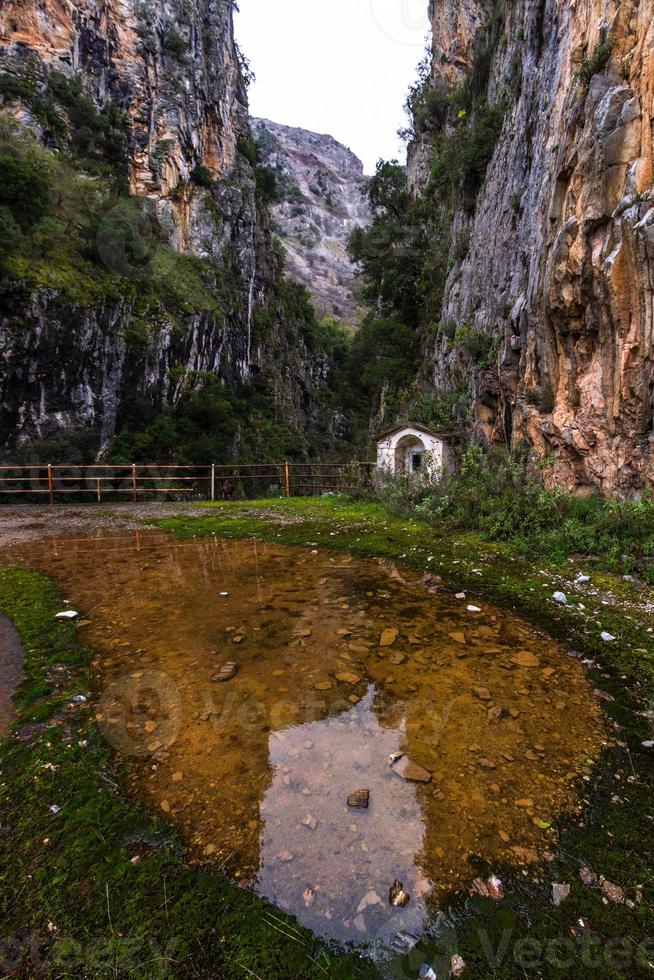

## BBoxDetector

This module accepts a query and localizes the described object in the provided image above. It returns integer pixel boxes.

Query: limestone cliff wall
[0,1,334,456]
[413,0,654,494]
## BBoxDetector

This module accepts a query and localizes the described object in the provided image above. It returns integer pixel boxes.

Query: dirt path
[0,502,213,549]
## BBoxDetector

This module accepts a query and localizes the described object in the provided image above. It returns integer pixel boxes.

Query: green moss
[0,564,376,979]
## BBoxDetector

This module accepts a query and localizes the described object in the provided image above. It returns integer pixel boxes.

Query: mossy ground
[1,497,654,978]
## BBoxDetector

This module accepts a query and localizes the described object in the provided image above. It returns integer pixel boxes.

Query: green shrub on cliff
[576,35,615,87]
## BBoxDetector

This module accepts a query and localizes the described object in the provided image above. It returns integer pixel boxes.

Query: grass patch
[0,564,376,979]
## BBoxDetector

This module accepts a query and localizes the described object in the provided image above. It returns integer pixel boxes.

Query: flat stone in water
[391,756,432,783]
[335,672,361,685]
[347,789,370,809]
[389,880,411,907]
[213,662,238,682]
[512,651,540,668]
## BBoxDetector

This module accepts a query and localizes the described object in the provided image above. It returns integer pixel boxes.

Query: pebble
[511,651,540,668]
[212,662,238,682]
[552,883,571,906]
[579,864,599,888]
[389,880,411,908]
[357,890,382,913]
[451,955,467,977]
[391,756,432,783]
[380,628,399,647]
[335,672,361,685]
[347,789,369,809]
[471,875,503,900]
[303,888,316,907]
[601,632,616,643]
[302,814,317,831]
[600,876,625,904]
[553,592,567,605]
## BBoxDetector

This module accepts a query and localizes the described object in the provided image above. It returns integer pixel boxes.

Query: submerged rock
[335,672,361,685]
[347,789,369,809]
[357,890,382,913]
[389,880,411,908]
[511,651,540,668]
[212,662,238,682]
[390,931,420,954]
[471,874,504,900]
[391,756,432,783]
[380,628,399,647]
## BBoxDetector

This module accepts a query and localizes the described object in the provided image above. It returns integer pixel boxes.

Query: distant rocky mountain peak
[251,118,371,323]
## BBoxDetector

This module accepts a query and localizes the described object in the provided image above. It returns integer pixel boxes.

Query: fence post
[47,464,54,505]
[211,463,215,502]
[284,461,291,498]
[131,463,137,503]
[96,478,102,503]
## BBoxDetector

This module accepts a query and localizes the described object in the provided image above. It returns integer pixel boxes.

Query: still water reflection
[6,531,608,948]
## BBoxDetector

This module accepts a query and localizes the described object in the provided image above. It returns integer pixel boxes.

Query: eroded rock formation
[252,118,370,322]
[412,0,654,494]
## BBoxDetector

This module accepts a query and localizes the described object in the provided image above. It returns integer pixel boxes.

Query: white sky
[234,0,431,175]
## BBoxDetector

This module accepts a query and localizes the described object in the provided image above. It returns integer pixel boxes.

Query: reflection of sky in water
[257,685,432,946]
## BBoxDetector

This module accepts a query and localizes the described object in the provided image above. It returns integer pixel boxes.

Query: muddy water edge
[0,613,23,736]
[4,530,610,951]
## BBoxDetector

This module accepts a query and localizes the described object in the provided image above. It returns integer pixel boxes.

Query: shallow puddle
[6,531,608,950]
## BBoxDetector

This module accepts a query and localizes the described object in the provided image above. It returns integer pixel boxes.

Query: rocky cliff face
[0,1,339,458]
[411,0,654,494]
[252,118,370,322]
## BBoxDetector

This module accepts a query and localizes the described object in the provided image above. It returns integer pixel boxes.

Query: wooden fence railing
[0,462,375,503]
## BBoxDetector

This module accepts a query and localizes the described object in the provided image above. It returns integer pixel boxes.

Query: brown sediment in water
[5,531,609,947]
[0,613,24,736]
